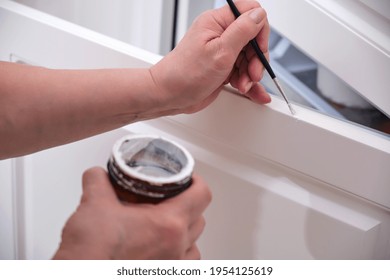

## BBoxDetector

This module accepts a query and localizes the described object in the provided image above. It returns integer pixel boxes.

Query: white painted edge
[0,0,162,65]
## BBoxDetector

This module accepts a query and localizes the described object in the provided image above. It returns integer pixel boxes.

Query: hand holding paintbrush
[226,0,295,114]
[151,0,272,112]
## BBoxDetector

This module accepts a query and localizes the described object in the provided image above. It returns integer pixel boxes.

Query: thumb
[221,7,267,56]
[81,167,118,203]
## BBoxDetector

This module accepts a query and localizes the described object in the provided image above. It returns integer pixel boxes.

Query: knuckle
[213,46,236,71]
[206,186,213,204]
[192,9,211,28]
[202,182,213,205]
[263,8,268,19]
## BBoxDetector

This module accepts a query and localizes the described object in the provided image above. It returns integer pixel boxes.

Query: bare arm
[1,1,271,160]
[0,62,162,159]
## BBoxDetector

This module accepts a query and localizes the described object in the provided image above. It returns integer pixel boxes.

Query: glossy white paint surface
[171,91,390,209]
[13,0,173,54]
[129,117,390,259]
[261,0,390,116]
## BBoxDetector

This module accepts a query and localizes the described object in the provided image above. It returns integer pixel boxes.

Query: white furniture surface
[1,0,389,259]
[13,0,175,55]
[261,0,390,116]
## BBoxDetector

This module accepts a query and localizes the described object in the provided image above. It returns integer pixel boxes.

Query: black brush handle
[226,0,276,79]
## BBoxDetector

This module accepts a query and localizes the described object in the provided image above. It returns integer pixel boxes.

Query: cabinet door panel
[13,130,129,259]
[0,0,161,69]
[13,0,174,55]
[261,0,390,116]
[131,120,389,259]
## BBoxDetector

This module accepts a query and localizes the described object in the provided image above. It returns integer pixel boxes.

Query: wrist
[120,67,180,121]
[148,51,197,114]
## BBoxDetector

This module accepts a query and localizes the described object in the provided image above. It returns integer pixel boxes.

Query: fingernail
[249,8,263,24]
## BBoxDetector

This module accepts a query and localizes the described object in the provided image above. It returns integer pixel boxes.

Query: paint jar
[107,134,194,203]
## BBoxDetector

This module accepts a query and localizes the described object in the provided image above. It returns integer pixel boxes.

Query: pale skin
[1,1,270,259]
[53,169,211,260]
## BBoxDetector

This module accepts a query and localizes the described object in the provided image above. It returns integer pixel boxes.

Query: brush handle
[226,0,276,79]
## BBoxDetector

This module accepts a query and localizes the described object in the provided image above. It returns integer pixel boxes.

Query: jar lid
[111,134,194,186]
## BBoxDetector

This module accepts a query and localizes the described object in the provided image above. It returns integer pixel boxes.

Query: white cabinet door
[1,0,389,259]
[0,159,15,259]
[13,0,175,55]
[261,0,390,116]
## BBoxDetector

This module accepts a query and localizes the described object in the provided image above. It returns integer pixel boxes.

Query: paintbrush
[226,0,295,115]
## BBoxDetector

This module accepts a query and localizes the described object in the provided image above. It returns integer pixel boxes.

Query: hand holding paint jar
[54,137,208,259]
[107,134,195,203]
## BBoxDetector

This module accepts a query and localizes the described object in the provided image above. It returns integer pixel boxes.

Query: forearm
[1,2,271,159]
[0,62,164,159]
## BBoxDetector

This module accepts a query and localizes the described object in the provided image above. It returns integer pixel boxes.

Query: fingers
[214,0,262,29]
[189,216,206,244]
[81,167,118,204]
[255,13,270,55]
[161,174,212,225]
[182,217,205,260]
[248,52,265,82]
[245,82,271,104]
[220,4,267,58]
[231,59,252,94]
[141,174,209,260]
[220,1,270,102]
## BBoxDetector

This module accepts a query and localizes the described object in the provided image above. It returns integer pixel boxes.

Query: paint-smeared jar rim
[111,134,194,186]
